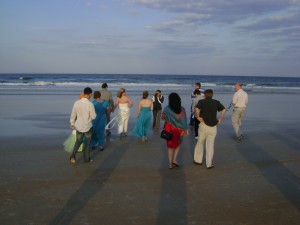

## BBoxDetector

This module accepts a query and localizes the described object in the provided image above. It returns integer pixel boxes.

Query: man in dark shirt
[193,89,226,169]
[152,90,164,130]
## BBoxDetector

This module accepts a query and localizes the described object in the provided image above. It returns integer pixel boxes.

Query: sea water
[1,74,300,95]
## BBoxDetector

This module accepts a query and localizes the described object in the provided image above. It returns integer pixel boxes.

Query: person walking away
[70,87,96,164]
[113,88,133,138]
[194,89,226,169]
[152,90,164,130]
[231,83,248,141]
[133,90,153,142]
[90,91,109,151]
[100,83,114,136]
[192,89,203,139]
[162,93,189,169]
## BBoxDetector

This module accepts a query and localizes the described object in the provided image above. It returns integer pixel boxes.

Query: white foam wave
[0,81,191,87]
[1,82,300,90]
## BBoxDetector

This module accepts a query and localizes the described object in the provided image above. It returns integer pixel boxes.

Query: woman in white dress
[113,88,133,138]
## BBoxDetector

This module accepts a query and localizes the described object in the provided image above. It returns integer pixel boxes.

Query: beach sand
[0,91,300,225]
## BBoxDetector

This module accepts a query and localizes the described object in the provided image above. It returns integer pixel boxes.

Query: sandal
[172,162,180,167]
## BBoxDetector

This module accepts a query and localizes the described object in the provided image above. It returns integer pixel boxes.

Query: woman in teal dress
[91,91,109,150]
[133,90,153,142]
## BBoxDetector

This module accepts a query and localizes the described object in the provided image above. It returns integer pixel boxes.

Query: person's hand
[198,117,204,123]
[185,129,189,136]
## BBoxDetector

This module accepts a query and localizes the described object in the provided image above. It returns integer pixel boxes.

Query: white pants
[118,109,130,134]
[231,107,246,137]
[194,123,217,167]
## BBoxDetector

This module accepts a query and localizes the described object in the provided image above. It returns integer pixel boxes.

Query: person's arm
[128,97,133,108]
[191,98,197,112]
[245,92,248,105]
[109,92,114,108]
[105,101,110,114]
[90,103,97,120]
[232,92,237,106]
[218,109,226,124]
[150,99,154,111]
[194,107,203,123]
[160,95,164,103]
[70,103,77,129]
[112,98,119,112]
[137,101,141,117]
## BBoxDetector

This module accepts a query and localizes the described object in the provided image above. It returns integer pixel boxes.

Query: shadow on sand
[156,144,188,225]
[236,133,300,212]
[48,142,129,225]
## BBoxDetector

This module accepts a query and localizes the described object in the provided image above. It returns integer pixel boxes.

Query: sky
[0,0,299,77]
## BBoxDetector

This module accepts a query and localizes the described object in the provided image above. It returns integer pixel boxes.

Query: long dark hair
[168,92,182,114]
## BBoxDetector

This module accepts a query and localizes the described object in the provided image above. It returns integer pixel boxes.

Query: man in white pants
[231,83,248,141]
[194,89,226,169]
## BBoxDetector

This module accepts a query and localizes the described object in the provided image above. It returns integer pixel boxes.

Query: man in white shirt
[231,83,248,141]
[70,87,96,164]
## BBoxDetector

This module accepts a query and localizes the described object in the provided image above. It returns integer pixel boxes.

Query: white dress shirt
[70,98,96,132]
[232,89,248,108]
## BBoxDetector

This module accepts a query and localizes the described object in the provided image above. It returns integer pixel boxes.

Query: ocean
[0,74,300,95]
[1,73,300,138]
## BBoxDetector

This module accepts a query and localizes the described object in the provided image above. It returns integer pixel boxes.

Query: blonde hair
[117,88,125,98]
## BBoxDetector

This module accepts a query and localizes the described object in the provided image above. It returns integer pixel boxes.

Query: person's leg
[155,110,162,129]
[190,114,194,126]
[238,108,246,135]
[70,131,84,161]
[205,126,217,168]
[194,123,206,164]
[172,146,180,165]
[106,109,111,136]
[123,114,129,134]
[168,148,174,168]
[189,104,194,126]
[83,128,93,162]
[118,113,124,135]
[194,118,199,138]
[232,108,241,137]
[152,110,157,128]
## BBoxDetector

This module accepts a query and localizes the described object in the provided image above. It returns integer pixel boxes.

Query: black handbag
[160,129,172,140]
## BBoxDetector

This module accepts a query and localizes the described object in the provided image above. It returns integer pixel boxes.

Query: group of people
[67,84,165,164]
[67,82,248,170]
[190,82,248,169]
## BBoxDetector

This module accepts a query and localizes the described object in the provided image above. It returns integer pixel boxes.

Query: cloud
[145,13,209,34]
[129,0,300,34]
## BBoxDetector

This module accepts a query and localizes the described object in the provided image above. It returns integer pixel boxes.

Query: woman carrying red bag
[162,93,189,169]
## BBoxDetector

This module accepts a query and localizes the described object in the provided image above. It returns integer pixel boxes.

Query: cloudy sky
[0,0,299,77]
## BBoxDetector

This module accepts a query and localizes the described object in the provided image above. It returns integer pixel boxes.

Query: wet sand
[0,91,300,225]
